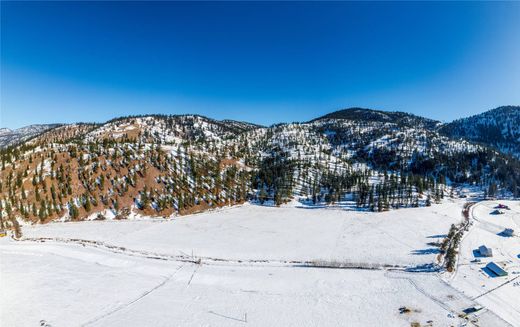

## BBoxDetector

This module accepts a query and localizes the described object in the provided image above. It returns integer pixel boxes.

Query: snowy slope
[85,115,257,145]
[312,107,441,130]
[440,106,520,158]
[3,107,520,226]
[0,124,61,148]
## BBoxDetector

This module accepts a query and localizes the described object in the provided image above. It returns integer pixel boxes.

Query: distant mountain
[0,124,62,148]
[0,128,13,136]
[312,107,440,129]
[440,106,520,158]
[221,119,264,132]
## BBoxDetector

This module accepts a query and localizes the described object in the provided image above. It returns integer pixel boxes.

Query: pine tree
[68,201,79,220]
[84,194,91,212]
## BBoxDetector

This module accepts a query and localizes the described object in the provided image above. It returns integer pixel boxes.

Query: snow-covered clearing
[0,240,469,327]
[0,200,515,326]
[20,202,463,267]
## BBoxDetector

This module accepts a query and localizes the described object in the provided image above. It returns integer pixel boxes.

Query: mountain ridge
[439,105,520,158]
[0,124,63,148]
[310,107,441,129]
[3,105,519,145]
[1,106,520,228]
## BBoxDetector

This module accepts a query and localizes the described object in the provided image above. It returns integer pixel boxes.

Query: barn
[486,262,508,277]
[479,245,493,257]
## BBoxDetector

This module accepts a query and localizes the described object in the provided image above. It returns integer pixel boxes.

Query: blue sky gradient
[1,1,520,128]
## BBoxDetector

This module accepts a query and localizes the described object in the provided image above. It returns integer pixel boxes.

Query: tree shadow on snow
[427,234,447,239]
[405,263,440,272]
[295,205,327,209]
[410,248,441,255]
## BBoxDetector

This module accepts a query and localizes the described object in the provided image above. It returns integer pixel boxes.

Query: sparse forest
[1,108,520,231]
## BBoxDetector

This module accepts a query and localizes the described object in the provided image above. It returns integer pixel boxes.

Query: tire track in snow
[81,264,186,326]
[384,271,455,313]
[187,264,201,287]
[472,274,520,301]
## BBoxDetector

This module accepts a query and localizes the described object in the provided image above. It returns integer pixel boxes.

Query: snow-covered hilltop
[440,106,520,158]
[0,128,13,136]
[311,107,441,129]
[85,115,260,145]
[0,124,62,148]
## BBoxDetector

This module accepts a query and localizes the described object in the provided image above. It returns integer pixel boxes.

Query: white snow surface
[1,200,517,326]
[19,202,462,266]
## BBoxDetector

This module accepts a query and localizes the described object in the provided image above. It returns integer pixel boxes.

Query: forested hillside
[1,108,520,233]
[440,106,520,158]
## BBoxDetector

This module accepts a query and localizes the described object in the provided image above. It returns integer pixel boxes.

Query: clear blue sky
[1,1,519,128]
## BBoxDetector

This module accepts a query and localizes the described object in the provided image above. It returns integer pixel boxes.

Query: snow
[0,239,478,327]
[1,200,516,326]
[20,202,462,267]
[444,200,520,326]
[0,124,60,148]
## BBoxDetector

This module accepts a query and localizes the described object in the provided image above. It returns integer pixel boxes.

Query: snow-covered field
[1,200,517,326]
[18,202,464,267]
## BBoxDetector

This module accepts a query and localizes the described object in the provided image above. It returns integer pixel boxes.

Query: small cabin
[486,262,508,277]
[496,204,510,210]
[0,230,6,237]
[503,228,514,237]
[479,245,493,257]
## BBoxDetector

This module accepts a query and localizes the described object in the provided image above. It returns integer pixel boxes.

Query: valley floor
[0,200,517,326]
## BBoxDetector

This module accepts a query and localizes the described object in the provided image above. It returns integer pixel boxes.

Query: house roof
[486,262,507,276]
